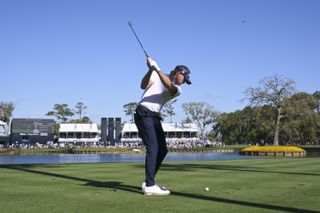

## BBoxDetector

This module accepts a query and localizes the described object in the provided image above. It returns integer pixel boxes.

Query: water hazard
[1,151,318,165]
[0,152,264,165]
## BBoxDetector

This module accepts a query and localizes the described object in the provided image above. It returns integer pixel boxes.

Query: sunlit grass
[1,158,320,213]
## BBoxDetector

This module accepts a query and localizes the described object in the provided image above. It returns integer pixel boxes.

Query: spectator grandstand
[59,123,99,147]
[119,123,209,148]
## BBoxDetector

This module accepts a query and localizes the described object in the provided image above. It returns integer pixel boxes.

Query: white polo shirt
[139,71,182,113]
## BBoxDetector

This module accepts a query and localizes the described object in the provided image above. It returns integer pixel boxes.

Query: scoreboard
[11,118,54,135]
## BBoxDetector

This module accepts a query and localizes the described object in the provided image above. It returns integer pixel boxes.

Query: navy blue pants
[134,105,168,187]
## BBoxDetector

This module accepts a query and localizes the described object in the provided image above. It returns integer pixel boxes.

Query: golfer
[134,58,191,195]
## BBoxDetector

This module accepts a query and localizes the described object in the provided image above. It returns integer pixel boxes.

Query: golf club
[128,21,149,58]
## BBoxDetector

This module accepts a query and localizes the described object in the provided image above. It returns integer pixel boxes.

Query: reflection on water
[306,151,320,158]
[0,151,318,165]
[0,152,261,165]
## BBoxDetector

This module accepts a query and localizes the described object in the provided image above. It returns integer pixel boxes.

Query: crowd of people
[166,138,208,148]
[118,137,211,149]
[1,138,220,149]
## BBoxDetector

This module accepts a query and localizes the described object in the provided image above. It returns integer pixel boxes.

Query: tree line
[212,75,319,145]
[46,102,91,123]
[213,94,320,146]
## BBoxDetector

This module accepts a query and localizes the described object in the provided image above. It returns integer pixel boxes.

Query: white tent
[121,122,198,134]
[121,122,199,141]
[58,123,99,144]
[59,123,98,133]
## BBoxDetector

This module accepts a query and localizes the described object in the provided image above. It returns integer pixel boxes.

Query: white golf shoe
[144,184,170,196]
[141,182,167,191]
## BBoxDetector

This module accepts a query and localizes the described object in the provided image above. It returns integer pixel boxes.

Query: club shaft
[128,22,149,58]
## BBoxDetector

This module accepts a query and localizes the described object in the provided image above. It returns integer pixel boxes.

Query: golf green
[1,158,319,213]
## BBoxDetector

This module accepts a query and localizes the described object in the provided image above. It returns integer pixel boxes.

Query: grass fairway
[1,158,320,213]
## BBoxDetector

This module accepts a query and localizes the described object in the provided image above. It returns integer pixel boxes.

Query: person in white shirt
[134,58,191,195]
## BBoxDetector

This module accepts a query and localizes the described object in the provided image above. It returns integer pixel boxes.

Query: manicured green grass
[1,158,320,213]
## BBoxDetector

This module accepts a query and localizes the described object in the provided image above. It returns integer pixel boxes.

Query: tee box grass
[0,158,320,213]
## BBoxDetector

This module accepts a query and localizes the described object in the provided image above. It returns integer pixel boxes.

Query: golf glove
[149,60,161,71]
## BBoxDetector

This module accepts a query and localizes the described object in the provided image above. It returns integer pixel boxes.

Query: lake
[0,152,265,165]
[1,151,318,165]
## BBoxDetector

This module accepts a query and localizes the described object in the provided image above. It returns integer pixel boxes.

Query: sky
[1,0,319,123]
